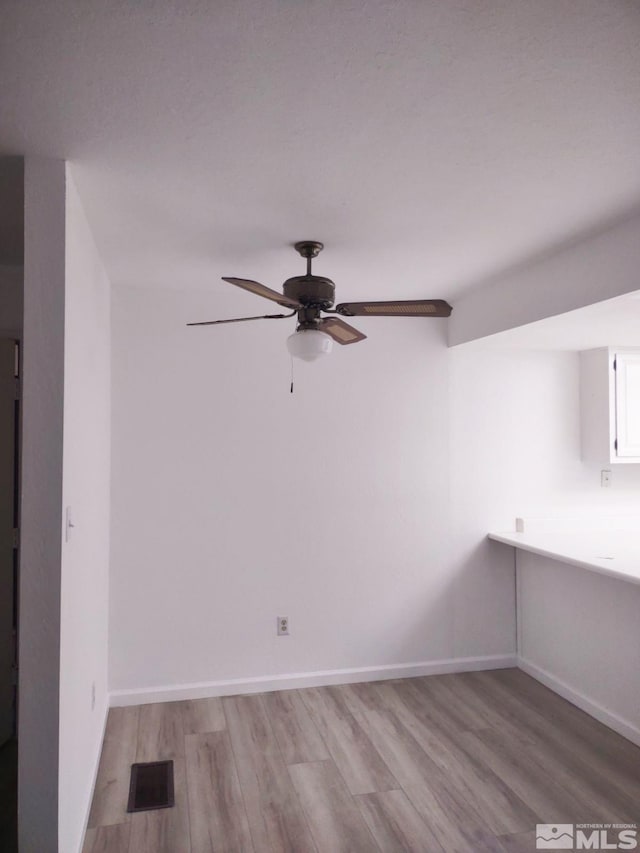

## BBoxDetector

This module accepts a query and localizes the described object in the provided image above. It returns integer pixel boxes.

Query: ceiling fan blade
[319,317,367,345]
[187,311,295,327]
[335,299,452,318]
[222,277,302,309]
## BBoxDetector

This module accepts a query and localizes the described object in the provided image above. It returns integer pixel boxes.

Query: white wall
[449,348,595,658]
[109,287,594,701]
[20,159,112,853]
[59,171,111,853]
[449,210,640,346]
[20,157,65,853]
[518,550,640,745]
[0,264,23,336]
[110,288,459,695]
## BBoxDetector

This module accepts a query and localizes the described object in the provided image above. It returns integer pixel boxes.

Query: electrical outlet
[91,681,96,711]
[601,469,612,488]
[277,616,289,636]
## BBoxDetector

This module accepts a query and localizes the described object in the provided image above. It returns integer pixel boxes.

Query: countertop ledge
[488,526,640,586]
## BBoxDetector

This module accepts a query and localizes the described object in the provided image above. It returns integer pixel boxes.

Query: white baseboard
[518,656,640,748]
[109,654,516,707]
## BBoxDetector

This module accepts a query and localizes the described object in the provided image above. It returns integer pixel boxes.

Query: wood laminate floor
[83,669,640,852]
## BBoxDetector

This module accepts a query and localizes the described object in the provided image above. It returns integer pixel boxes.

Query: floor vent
[127,760,175,812]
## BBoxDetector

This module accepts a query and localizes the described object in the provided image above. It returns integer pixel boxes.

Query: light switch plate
[65,506,74,542]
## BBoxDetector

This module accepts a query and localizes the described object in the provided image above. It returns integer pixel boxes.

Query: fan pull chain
[290,355,295,394]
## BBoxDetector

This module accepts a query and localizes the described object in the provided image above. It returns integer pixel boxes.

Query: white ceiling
[1,1,639,304]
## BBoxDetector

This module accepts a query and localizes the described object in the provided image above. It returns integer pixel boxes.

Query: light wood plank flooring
[84,669,640,852]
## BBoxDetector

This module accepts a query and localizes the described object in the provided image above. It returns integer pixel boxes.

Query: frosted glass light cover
[286,329,333,361]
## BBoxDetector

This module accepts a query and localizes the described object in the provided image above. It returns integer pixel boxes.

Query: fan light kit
[188,241,452,363]
[286,328,333,362]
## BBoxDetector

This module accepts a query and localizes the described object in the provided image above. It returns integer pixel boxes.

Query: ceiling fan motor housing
[283,275,335,310]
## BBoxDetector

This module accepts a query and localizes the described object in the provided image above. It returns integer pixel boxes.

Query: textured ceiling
[1,1,639,302]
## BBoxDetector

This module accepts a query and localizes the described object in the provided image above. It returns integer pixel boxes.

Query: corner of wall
[20,155,66,852]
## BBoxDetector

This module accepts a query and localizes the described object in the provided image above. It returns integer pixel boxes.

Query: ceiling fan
[188,241,453,361]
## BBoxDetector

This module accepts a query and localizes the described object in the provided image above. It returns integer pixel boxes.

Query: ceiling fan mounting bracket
[294,240,324,259]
